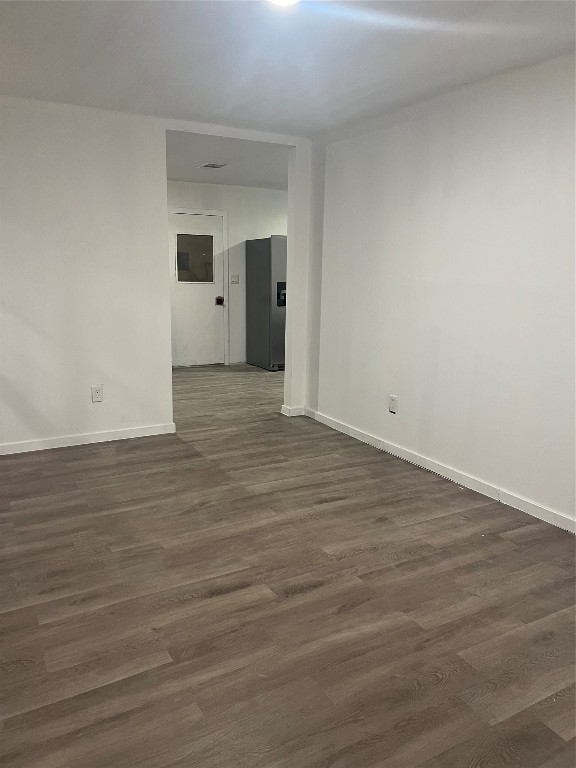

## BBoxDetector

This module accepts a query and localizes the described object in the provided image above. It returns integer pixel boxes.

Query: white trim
[168,208,230,366]
[304,408,575,534]
[497,490,575,534]
[281,405,306,417]
[0,423,176,456]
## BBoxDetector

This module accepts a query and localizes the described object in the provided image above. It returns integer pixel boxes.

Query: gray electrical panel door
[246,236,287,371]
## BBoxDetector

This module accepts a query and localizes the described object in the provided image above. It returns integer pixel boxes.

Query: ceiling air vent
[197,162,228,169]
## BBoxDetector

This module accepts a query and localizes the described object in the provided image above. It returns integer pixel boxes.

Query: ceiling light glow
[267,0,300,6]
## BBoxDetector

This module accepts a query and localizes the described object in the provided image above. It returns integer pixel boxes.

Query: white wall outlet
[230,274,240,284]
[388,394,398,414]
[91,385,104,403]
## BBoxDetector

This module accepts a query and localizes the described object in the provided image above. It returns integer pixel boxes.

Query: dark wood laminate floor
[0,364,574,768]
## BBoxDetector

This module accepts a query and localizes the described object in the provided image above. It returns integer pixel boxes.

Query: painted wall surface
[318,55,575,520]
[0,96,174,450]
[306,141,326,413]
[167,181,288,364]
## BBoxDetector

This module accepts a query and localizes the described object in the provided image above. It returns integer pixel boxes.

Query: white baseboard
[0,423,177,456]
[281,405,306,417]
[497,489,575,534]
[305,408,575,534]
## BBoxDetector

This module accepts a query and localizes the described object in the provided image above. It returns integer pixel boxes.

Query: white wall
[284,142,313,414]
[316,55,575,525]
[0,96,175,451]
[167,181,287,364]
[305,140,326,413]
[0,94,312,454]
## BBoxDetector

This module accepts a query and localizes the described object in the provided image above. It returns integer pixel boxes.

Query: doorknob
[215,296,225,306]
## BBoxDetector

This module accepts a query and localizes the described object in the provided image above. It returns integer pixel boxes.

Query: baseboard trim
[497,489,575,534]
[306,408,575,534]
[0,423,177,456]
[281,405,306,417]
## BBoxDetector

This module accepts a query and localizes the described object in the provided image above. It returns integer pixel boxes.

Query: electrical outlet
[91,385,104,403]
[388,394,398,414]
[230,274,240,284]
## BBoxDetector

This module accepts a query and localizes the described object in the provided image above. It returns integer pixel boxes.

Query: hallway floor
[0,364,574,767]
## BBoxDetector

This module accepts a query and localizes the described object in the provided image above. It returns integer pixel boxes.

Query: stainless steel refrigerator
[245,236,287,371]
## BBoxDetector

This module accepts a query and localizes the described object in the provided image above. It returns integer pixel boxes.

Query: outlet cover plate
[91,386,104,403]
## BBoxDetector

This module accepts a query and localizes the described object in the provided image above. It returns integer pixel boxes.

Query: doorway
[168,211,228,366]
[164,129,310,420]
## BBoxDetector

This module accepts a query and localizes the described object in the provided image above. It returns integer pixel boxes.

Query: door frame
[169,208,230,366]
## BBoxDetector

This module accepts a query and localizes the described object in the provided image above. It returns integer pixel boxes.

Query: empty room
[0,1,574,767]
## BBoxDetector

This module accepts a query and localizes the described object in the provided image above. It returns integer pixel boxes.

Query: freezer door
[269,236,287,369]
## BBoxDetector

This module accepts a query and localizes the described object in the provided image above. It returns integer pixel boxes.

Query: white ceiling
[166,131,289,189]
[0,1,573,137]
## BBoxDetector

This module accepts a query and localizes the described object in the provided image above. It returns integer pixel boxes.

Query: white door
[169,213,226,366]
